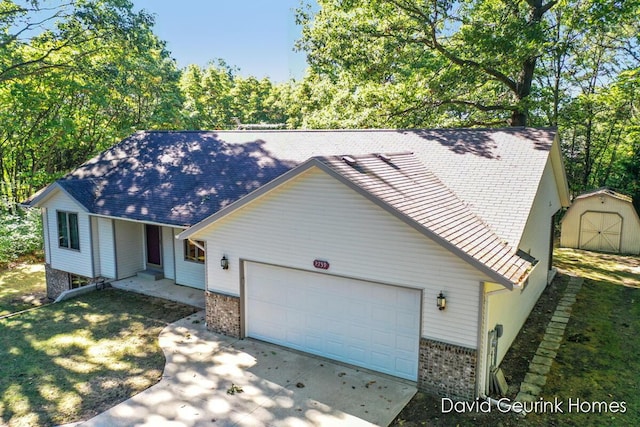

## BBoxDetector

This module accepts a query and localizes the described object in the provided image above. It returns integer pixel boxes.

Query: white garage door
[245,262,421,380]
[579,211,622,252]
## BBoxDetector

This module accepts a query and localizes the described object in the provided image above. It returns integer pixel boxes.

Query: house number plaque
[313,259,330,270]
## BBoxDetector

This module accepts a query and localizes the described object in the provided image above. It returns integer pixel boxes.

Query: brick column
[418,338,477,400]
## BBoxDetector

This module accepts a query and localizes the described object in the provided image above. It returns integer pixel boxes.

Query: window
[57,211,79,250]
[185,240,205,263]
[70,275,89,289]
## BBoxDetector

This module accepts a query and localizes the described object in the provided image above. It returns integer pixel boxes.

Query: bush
[0,200,43,268]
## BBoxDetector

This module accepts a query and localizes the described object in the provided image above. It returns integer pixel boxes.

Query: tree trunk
[510,111,528,126]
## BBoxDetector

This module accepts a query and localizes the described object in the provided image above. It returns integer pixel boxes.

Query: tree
[595,68,640,208]
[298,0,563,127]
[0,0,159,83]
[531,1,640,195]
[179,61,289,129]
[0,0,183,205]
[297,0,640,200]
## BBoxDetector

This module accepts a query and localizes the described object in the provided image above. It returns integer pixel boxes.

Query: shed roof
[574,187,633,203]
[25,128,563,250]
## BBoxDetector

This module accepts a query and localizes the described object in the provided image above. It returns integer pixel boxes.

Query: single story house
[25,128,570,399]
[560,188,640,254]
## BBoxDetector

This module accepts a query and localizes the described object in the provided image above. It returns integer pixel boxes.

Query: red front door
[145,225,162,267]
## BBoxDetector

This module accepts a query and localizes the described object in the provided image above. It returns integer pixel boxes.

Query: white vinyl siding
[561,193,640,254]
[42,208,51,264]
[162,227,176,280]
[96,217,116,278]
[487,157,562,365]
[91,217,100,275]
[114,220,144,279]
[42,190,93,277]
[174,236,205,289]
[194,168,488,349]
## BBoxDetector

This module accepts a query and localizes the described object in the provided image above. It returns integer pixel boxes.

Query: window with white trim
[57,211,80,250]
[184,240,205,263]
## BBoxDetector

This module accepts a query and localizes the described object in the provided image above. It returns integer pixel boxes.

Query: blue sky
[132,1,315,82]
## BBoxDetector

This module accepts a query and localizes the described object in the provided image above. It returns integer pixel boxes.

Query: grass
[0,289,198,427]
[528,248,640,426]
[554,247,640,287]
[391,248,640,426]
[0,262,47,317]
[528,279,640,426]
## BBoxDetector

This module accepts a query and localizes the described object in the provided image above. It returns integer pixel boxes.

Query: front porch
[111,276,205,309]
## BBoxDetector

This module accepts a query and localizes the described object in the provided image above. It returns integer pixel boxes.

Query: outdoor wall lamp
[220,255,229,270]
[437,291,446,311]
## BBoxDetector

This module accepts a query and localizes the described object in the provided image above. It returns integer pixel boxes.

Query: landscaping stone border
[515,275,584,403]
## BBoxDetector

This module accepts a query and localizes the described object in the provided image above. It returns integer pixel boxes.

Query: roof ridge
[203,126,557,134]
[575,187,633,202]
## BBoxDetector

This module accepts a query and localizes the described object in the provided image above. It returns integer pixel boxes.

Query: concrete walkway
[516,276,584,402]
[79,311,416,427]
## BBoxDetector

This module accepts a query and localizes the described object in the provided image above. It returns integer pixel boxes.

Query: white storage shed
[560,188,640,254]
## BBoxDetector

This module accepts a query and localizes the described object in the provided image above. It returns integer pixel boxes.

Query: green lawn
[554,247,640,288]
[526,280,640,426]
[527,248,640,426]
[0,289,198,427]
[0,263,47,317]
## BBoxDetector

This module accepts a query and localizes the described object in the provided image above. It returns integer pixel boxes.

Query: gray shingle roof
[26,128,558,253]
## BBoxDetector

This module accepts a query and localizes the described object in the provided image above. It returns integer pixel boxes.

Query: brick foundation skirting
[418,338,477,400]
[45,264,70,300]
[205,291,241,338]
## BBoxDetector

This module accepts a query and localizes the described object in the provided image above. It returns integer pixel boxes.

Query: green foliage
[179,61,290,129]
[297,0,559,127]
[1,0,639,219]
[558,66,640,200]
[0,0,183,204]
[0,202,43,267]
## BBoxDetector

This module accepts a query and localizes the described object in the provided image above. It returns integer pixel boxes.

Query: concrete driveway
[79,311,416,426]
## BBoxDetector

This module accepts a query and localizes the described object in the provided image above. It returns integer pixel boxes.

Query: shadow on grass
[554,248,640,288]
[527,278,640,426]
[0,264,47,317]
[0,289,198,426]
